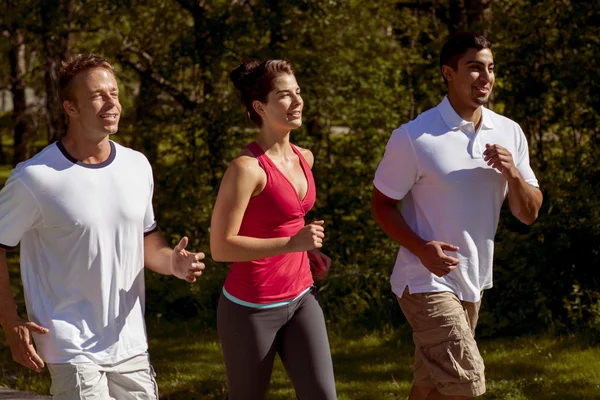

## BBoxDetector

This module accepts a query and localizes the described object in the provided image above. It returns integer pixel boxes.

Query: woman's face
[254,73,303,131]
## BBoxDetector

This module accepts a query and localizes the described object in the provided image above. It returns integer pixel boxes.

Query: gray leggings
[217,287,337,400]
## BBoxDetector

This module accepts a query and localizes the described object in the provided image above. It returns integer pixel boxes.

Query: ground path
[0,389,50,399]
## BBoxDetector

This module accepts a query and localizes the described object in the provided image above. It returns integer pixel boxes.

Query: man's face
[64,68,121,138]
[444,48,495,109]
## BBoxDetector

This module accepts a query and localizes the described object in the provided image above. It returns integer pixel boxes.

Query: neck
[256,126,293,158]
[62,127,112,164]
[447,92,483,128]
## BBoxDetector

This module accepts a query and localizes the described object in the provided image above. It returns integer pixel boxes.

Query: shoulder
[113,141,151,163]
[112,141,153,173]
[484,108,522,132]
[227,150,263,180]
[402,106,444,136]
[9,143,62,182]
[293,144,314,168]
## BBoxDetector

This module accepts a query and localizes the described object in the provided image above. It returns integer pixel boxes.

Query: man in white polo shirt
[371,32,543,399]
[0,54,206,399]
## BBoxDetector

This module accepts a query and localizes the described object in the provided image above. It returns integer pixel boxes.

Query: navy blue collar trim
[57,140,116,169]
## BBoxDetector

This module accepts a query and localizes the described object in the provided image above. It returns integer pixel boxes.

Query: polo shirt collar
[438,96,495,131]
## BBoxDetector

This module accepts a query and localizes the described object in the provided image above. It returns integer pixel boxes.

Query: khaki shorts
[397,288,486,397]
[47,352,159,400]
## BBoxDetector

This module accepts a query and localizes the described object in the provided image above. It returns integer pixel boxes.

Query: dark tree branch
[115,46,199,111]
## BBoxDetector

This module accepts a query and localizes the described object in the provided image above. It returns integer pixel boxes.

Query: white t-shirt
[0,140,157,364]
[374,96,539,302]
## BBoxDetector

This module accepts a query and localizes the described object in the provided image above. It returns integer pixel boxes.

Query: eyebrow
[89,88,119,94]
[465,60,494,67]
[276,88,300,94]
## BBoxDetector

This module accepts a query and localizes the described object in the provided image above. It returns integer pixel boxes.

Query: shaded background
[1,0,599,341]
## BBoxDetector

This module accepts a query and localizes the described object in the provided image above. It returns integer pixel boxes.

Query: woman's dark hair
[440,32,491,83]
[230,59,295,126]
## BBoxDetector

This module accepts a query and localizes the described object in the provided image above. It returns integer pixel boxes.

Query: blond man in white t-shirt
[372,32,543,400]
[0,54,206,399]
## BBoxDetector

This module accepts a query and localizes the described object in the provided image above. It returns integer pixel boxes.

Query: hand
[308,249,332,280]
[289,220,325,252]
[415,241,460,277]
[169,236,206,283]
[483,144,519,180]
[3,317,48,372]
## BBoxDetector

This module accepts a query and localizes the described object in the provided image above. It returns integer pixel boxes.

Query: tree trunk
[447,0,492,35]
[134,74,160,165]
[9,28,29,165]
[40,0,72,143]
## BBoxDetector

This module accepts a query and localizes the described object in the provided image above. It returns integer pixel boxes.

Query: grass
[1,318,599,399]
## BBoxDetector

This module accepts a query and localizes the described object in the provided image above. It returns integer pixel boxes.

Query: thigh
[48,363,110,400]
[217,292,283,400]
[400,290,486,397]
[397,291,435,388]
[278,288,337,400]
[106,353,158,400]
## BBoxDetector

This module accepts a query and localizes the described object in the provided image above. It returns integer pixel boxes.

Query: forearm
[211,235,293,262]
[371,202,426,257]
[144,233,173,275]
[507,175,543,225]
[0,250,20,328]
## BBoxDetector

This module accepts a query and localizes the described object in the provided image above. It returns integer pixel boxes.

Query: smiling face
[253,73,303,131]
[443,48,495,111]
[63,67,121,139]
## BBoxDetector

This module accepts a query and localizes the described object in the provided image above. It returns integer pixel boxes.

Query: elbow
[520,210,539,225]
[210,243,225,262]
[210,237,229,262]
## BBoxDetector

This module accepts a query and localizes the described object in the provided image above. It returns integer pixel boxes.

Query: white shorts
[47,352,159,400]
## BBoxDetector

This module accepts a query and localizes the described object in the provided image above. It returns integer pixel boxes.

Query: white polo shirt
[0,140,157,364]
[374,96,539,302]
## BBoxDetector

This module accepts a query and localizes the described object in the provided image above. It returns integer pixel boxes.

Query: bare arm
[210,155,323,262]
[0,248,48,372]
[371,188,460,277]
[507,177,543,225]
[483,144,543,225]
[144,231,206,283]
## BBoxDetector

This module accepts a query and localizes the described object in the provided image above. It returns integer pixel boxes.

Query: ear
[441,65,454,82]
[252,100,266,117]
[63,100,78,117]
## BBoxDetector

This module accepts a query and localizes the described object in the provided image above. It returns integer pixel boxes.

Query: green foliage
[1,0,599,338]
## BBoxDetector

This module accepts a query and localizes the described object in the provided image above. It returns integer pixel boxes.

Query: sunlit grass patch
[1,317,599,399]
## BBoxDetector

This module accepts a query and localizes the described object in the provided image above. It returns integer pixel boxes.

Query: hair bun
[230,59,261,91]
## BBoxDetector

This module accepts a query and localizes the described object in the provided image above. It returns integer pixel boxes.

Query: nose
[103,93,118,107]
[292,93,303,108]
[481,68,493,82]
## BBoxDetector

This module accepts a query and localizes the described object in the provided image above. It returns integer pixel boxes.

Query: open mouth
[100,113,118,120]
[288,111,302,118]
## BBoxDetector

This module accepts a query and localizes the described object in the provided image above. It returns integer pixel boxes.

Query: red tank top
[223,141,316,303]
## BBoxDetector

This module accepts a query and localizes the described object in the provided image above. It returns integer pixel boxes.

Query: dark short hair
[230,59,295,127]
[440,32,491,82]
[59,54,115,102]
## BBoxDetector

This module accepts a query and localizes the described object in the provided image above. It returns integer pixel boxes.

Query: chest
[37,167,151,229]
[415,129,516,191]
[269,156,309,201]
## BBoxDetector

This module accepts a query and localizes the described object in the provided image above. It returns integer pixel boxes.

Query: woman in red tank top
[210,60,337,400]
